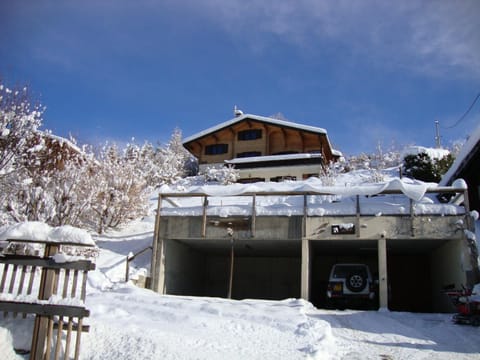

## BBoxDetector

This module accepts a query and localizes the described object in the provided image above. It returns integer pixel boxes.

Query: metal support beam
[377,237,389,310]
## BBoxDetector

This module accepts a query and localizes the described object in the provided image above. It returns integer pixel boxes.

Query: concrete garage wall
[165,240,206,296]
[387,254,431,312]
[164,240,301,299]
[232,257,300,300]
[202,255,230,297]
[430,239,466,313]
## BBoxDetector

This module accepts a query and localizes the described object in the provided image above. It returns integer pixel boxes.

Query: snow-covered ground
[1,220,479,359]
[1,175,480,359]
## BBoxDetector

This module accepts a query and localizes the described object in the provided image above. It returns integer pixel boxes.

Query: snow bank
[161,177,437,201]
[82,288,338,360]
[0,221,51,242]
[1,204,480,359]
[0,222,95,246]
[401,145,450,160]
[48,225,94,246]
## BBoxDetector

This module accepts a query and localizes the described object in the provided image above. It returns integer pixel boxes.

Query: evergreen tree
[402,152,454,182]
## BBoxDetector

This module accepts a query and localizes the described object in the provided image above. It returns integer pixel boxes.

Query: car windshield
[332,265,367,278]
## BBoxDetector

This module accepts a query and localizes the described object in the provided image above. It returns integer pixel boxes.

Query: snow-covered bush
[2,135,97,227]
[0,81,46,224]
[344,143,402,173]
[203,165,239,185]
[319,161,341,186]
[86,142,150,234]
[156,128,198,184]
[0,82,43,174]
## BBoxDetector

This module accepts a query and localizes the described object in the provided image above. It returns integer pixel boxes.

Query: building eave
[182,114,328,146]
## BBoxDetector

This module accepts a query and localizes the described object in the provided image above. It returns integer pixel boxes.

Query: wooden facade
[183,113,341,181]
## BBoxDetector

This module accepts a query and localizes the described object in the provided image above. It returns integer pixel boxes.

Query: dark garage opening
[310,240,379,310]
[164,238,301,300]
[310,238,454,313]
[386,239,452,313]
[387,254,431,312]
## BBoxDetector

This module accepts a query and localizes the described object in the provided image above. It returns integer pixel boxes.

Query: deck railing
[0,238,96,360]
[155,184,470,239]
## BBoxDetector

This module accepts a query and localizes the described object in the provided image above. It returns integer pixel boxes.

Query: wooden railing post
[31,243,58,360]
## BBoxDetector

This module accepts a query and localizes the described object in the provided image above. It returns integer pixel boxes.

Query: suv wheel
[346,273,367,292]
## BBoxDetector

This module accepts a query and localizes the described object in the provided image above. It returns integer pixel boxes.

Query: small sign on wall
[331,223,355,235]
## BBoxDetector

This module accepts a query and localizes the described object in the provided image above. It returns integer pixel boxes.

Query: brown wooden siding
[185,119,338,165]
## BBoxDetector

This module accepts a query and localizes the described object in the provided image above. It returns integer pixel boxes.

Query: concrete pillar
[153,238,166,294]
[301,239,310,301]
[150,196,162,291]
[377,237,388,310]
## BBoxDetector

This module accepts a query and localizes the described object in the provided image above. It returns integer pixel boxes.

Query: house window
[238,129,262,141]
[205,144,228,155]
[237,151,261,158]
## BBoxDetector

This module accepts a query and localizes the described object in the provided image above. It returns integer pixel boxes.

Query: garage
[161,236,461,312]
[152,185,476,314]
[388,238,465,313]
[310,240,379,310]
[308,238,462,313]
[163,238,302,300]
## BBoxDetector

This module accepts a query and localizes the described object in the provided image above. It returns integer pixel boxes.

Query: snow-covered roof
[441,124,480,186]
[331,149,343,157]
[183,113,327,144]
[225,153,322,165]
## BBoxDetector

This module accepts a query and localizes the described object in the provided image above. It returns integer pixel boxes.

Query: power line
[443,92,480,129]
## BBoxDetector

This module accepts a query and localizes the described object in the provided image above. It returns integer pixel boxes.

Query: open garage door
[387,253,431,312]
[309,238,461,313]
[388,239,462,313]
[163,238,301,300]
[310,240,379,310]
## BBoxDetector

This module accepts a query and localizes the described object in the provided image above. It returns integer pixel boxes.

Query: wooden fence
[0,238,95,360]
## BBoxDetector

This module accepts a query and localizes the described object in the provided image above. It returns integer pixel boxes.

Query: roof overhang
[225,153,323,169]
[183,114,328,146]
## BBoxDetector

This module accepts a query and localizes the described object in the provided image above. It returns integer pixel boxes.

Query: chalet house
[182,111,342,182]
[149,113,479,313]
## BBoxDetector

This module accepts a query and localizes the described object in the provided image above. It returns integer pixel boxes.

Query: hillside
[1,173,480,359]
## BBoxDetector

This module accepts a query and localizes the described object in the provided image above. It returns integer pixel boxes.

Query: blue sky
[1,1,479,155]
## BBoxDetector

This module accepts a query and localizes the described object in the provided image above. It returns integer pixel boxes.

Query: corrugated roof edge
[182,113,328,144]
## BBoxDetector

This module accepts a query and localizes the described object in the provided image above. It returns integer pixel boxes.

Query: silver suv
[326,263,376,309]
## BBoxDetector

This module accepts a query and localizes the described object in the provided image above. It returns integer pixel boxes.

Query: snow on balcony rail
[158,178,468,217]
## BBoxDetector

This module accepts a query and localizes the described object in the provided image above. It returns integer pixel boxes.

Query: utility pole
[434,120,442,148]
